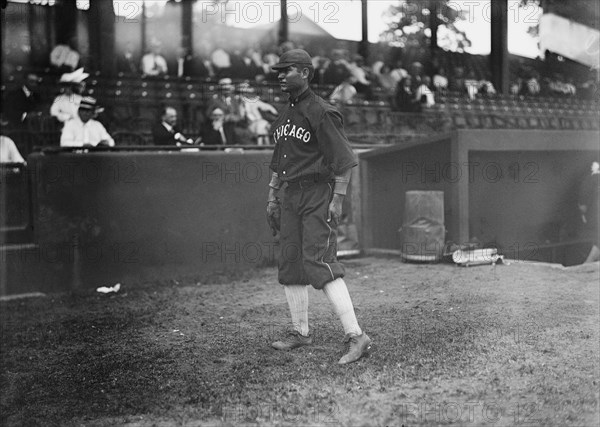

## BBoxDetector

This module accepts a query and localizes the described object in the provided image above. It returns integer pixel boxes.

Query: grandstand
[1,0,599,295]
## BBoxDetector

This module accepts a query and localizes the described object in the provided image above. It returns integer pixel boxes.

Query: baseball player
[266,49,371,364]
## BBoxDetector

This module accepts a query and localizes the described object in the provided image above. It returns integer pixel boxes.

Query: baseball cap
[272,49,313,70]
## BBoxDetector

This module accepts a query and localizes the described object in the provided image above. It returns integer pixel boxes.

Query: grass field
[1,256,599,426]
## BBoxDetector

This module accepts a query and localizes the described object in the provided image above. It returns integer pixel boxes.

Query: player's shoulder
[305,91,341,117]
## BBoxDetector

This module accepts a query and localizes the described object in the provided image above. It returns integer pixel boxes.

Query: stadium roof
[542,0,600,31]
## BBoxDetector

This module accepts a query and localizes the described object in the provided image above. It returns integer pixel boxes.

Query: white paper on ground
[452,249,500,266]
[96,283,121,294]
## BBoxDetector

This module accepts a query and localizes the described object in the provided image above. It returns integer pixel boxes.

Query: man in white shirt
[60,97,114,147]
[0,135,26,164]
[141,40,168,76]
[238,83,278,145]
[433,68,449,92]
[415,76,436,107]
[390,59,409,85]
[210,47,231,78]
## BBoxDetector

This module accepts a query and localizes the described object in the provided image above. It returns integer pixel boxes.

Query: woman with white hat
[50,68,89,124]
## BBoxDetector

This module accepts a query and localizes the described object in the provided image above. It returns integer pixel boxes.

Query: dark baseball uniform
[269,88,357,289]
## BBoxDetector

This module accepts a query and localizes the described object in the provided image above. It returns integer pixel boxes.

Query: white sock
[323,278,362,336]
[284,285,309,336]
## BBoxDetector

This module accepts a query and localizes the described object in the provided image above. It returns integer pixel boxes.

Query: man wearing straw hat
[60,97,114,147]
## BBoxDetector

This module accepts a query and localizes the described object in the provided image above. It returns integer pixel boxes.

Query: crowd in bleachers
[2,37,599,157]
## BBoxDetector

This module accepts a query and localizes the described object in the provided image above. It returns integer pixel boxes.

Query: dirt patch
[1,257,598,426]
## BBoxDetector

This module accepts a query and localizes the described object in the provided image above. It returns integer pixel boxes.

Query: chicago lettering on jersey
[273,123,312,144]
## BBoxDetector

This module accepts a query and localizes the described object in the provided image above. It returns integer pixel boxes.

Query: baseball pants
[278,181,345,289]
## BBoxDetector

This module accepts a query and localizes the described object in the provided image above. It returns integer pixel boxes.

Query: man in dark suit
[174,47,210,79]
[151,106,194,146]
[3,73,41,130]
[199,107,238,145]
[116,42,139,75]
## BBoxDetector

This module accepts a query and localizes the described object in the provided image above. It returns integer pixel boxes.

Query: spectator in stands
[238,82,278,145]
[197,39,216,78]
[210,43,231,79]
[414,76,435,108]
[548,73,574,96]
[262,48,280,81]
[464,71,480,100]
[311,48,330,77]
[433,68,449,94]
[175,47,190,78]
[408,61,424,80]
[370,54,385,76]
[348,54,373,99]
[50,68,89,124]
[374,63,397,94]
[510,79,523,97]
[3,72,41,130]
[175,47,210,79]
[323,49,350,86]
[199,107,238,145]
[0,135,26,164]
[578,161,600,263]
[565,77,577,96]
[244,47,267,82]
[580,71,599,100]
[207,78,250,141]
[389,59,408,86]
[448,66,466,93]
[60,97,114,147]
[229,45,248,80]
[329,73,358,105]
[49,38,80,73]
[524,71,541,96]
[230,46,263,81]
[116,41,138,75]
[312,54,330,86]
[141,39,168,77]
[478,74,497,98]
[151,106,194,146]
[394,76,420,113]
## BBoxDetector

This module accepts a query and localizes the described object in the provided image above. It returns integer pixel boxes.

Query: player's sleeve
[269,141,280,173]
[315,110,357,175]
[269,115,284,173]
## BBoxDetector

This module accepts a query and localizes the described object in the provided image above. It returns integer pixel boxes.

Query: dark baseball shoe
[338,332,371,364]
[271,330,312,351]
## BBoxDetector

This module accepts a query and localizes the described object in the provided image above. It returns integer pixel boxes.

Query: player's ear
[300,66,310,79]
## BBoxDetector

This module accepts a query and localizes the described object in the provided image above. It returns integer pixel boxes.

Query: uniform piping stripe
[319,183,335,282]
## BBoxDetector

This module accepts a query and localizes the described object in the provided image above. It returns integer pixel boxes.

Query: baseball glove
[266,200,281,236]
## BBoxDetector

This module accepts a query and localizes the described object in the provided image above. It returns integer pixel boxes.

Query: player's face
[277,65,306,94]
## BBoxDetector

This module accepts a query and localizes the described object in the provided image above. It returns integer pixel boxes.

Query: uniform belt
[286,179,333,189]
